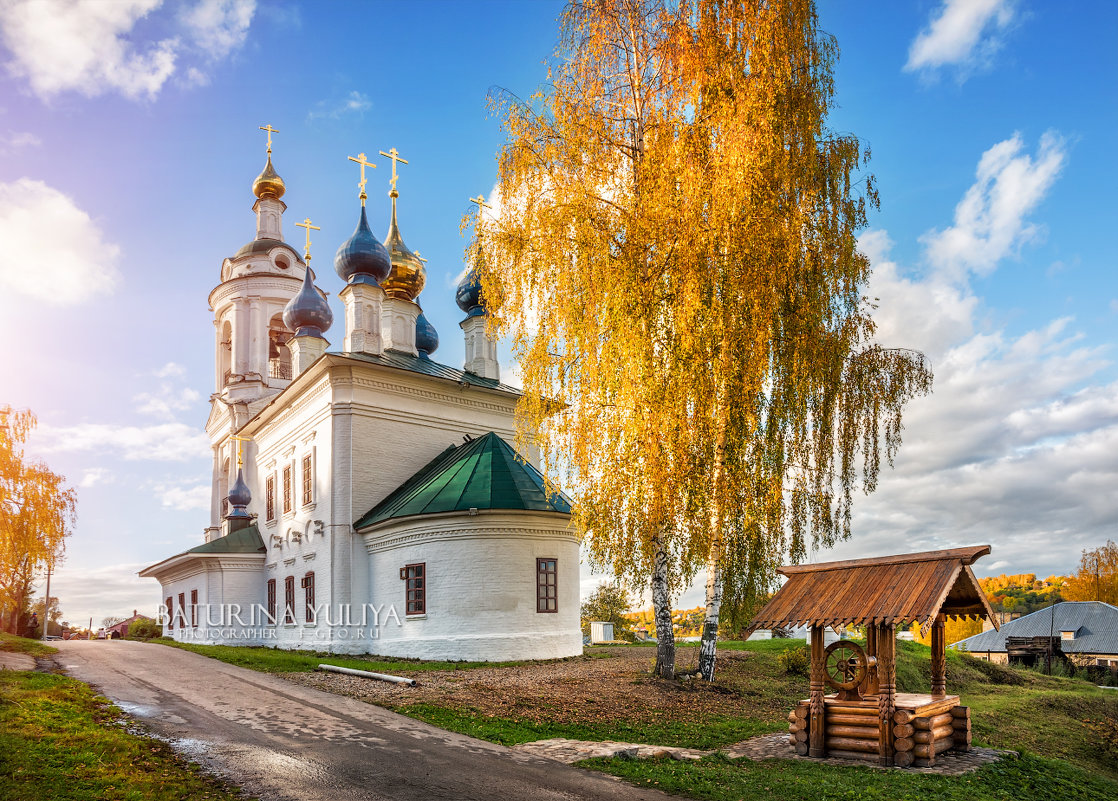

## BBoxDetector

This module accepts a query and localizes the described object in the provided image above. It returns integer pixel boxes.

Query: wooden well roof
[749,546,997,633]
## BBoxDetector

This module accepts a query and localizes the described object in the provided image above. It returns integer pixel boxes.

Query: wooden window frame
[301,453,313,506]
[190,589,198,627]
[537,558,558,613]
[282,464,293,515]
[166,596,174,630]
[283,576,295,624]
[266,579,276,623]
[178,592,186,628]
[404,563,425,615]
[301,572,315,624]
[265,475,275,522]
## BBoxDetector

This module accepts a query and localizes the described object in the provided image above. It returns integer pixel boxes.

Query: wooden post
[865,624,879,696]
[877,623,896,767]
[809,624,826,758]
[931,614,946,697]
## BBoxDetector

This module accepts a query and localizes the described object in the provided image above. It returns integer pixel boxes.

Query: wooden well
[757,546,995,767]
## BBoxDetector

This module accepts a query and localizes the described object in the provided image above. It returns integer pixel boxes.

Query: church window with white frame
[404,563,425,615]
[266,579,276,623]
[284,576,295,624]
[301,453,313,506]
[302,571,315,623]
[282,464,293,514]
[537,558,558,613]
[265,475,275,522]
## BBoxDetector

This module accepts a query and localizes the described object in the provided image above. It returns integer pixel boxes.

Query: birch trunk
[651,530,676,680]
[698,336,730,682]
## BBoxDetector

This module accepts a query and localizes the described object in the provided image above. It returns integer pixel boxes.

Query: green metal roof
[354,432,572,529]
[185,524,266,555]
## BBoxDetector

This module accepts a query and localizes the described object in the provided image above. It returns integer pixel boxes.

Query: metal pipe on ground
[318,663,417,687]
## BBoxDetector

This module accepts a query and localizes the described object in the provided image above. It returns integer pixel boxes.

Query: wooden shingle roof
[750,546,997,633]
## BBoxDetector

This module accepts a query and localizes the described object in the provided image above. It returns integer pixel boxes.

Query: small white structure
[590,622,615,644]
[140,141,581,662]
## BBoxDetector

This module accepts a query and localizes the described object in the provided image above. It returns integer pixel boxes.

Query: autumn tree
[480,0,930,680]
[1064,541,1118,605]
[580,582,636,640]
[0,408,75,634]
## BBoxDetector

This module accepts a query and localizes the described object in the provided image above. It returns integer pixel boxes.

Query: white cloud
[832,133,1117,578]
[905,0,1016,77]
[0,130,40,153]
[152,480,210,511]
[38,562,162,627]
[0,0,256,102]
[0,0,178,101]
[78,467,114,488]
[133,385,201,418]
[307,90,371,121]
[32,422,210,461]
[154,362,187,379]
[180,0,254,60]
[0,178,120,306]
[920,132,1065,279]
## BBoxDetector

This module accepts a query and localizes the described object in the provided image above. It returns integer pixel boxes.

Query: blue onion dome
[334,205,391,284]
[283,265,334,338]
[227,468,252,519]
[252,156,285,200]
[455,262,485,317]
[415,304,439,358]
[381,194,426,301]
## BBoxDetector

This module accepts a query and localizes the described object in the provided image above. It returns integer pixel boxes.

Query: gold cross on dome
[470,194,492,229]
[347,152,377,204]
[295,217,320,262]
[378,147,409,193]
[259,124,279,155]
[414,250,428,264]
[230,435,253,468]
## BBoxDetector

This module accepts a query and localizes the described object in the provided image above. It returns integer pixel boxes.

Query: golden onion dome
[381,192,426,301]
[252,155,286,200]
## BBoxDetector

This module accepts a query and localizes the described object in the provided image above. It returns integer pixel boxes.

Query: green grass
[0,670,248,801]
[0,632,58,658]
[152,639,533,673]
[397,703,778,749]
[578,750,1118,801]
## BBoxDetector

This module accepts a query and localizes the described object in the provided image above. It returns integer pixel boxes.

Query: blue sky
[0,0,1114,626]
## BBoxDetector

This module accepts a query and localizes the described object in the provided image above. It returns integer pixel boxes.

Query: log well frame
[750,546,996,767]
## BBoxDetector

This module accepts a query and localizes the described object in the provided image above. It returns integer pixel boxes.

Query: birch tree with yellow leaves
[0,408,75,634]
[478,0,931,680]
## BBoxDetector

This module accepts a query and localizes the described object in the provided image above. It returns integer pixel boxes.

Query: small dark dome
[227,468,252,519]
[334,206,391,284]
[415,307,439,358]
[283,265,333,338]
[455,265,485,317]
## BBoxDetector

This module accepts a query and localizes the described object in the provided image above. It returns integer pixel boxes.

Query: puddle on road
[116,701,157,718]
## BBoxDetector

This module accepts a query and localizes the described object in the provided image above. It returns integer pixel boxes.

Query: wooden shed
[750,546,997,767]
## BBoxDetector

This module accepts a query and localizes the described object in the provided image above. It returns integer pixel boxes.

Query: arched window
[267,313,293,381]
[220,320,233,386]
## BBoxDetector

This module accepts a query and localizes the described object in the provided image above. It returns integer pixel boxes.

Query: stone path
[0,653,36,670]
[514,732,1015,776]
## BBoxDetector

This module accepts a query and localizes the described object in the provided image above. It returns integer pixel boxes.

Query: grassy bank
[152,639,534,673]
[0,670,248,801]
[580,751,1118,801]
[0,632,59,658]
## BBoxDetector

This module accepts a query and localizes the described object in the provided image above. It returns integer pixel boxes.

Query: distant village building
[106,611,150,639]
[951,601,1118,669]
[140,137,581,661]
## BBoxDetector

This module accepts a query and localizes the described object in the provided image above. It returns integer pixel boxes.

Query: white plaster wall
[363,511,582,661]
[154,557,266,645]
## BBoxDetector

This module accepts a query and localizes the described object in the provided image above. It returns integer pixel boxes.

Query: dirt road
[56,640,677,801]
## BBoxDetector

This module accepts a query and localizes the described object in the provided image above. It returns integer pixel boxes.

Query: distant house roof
[952,601,1118,655]
[354,432,571,529]
[749,546,997,632]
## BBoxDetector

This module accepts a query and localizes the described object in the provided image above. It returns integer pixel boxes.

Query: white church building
[140,140,581,661]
